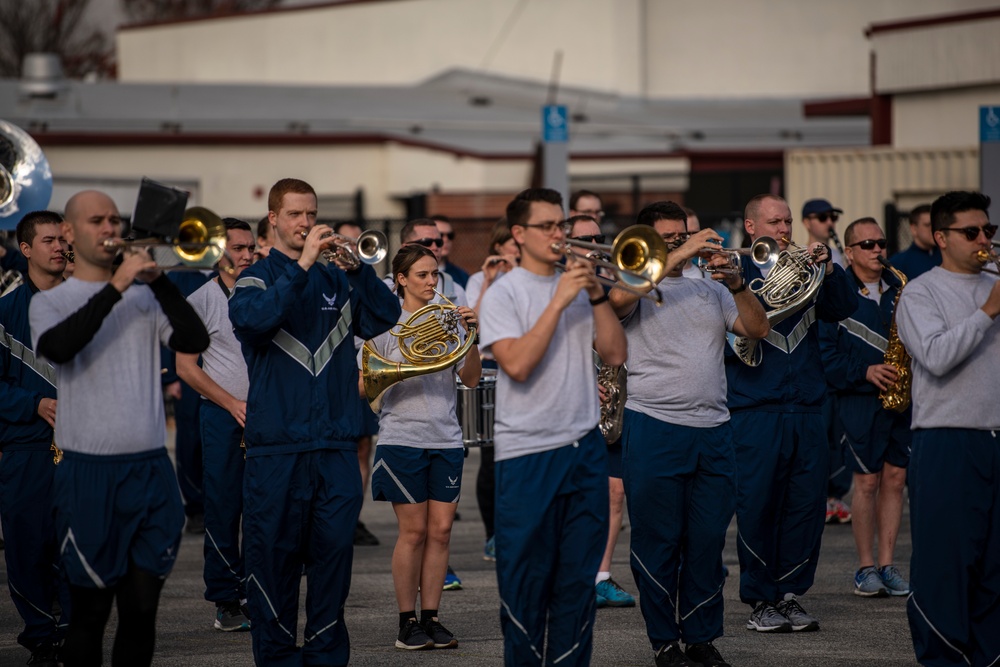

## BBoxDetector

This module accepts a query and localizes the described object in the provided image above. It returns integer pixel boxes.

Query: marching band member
[818,218,911,598]
[30,190,209,666]
[363,244,481,650]
[479,188,627,666]
[228,178,400,666]
[889,204,939,280]
[1,211,70,667]
[433,215,470,289]
[610,202,768,667]
[565,213,636,610]
[895,191,1000,667]
[726,194,856,634]
[175,219,255,631]
[396,219,467,306]
[466,220,520,316]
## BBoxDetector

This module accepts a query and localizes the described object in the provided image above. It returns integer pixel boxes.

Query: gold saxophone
[877,257,911,412]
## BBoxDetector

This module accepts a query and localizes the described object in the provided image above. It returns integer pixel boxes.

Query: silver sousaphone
[1,120,53,294]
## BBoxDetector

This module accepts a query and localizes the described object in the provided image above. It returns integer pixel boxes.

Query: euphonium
[877,257,912,412]
[727,236,827,366]
[596,356,627,443]
[361,291,477,412]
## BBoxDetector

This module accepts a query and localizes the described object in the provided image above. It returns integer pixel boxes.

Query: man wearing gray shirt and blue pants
[610,202,768,667]
[176,219,256,633]
[29,190,209,666]
[895,191,1000,667]
[479,188,627,667]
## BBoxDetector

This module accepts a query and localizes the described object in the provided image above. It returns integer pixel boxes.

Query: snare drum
[456,369,496,447]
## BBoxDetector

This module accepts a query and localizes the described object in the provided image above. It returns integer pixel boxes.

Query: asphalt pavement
[0,446,917,667]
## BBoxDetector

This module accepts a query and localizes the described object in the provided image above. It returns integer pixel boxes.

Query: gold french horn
[361,291,477,412]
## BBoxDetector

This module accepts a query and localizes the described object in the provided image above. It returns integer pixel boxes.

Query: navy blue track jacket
[725,256,858,411]
[0,279,56,451]
[229,250,400,456]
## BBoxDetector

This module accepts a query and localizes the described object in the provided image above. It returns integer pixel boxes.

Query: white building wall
[893,85,1000,149]
[118,0,644,94]
[117,0,997,98]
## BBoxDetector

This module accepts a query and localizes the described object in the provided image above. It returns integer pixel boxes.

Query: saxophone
[877,257,911,412]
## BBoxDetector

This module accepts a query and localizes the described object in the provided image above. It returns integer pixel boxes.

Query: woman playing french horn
[361,244,481,651]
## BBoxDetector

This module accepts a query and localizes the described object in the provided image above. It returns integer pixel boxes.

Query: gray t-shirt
[623,276,738,427]
[29,278,173,455]
[479,267,599,461]
[895,266,1000,430]
[361,308,465,449]
[187,279,249,402]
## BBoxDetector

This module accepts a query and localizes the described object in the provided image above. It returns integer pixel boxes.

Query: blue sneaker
[443,566,462,591]
[483,536,496,562]
[595,578,635,607]
[878,564,910,596]
[854,566,888,597]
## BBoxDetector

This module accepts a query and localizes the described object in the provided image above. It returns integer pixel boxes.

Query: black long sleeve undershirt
[37,275,209,364]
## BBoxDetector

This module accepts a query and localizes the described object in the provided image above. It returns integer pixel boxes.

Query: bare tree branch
[122,0,283,23]
[0,0,113,79]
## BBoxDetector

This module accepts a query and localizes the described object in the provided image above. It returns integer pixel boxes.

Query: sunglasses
[441,232,455,240]
[571,234,606,245]
[411,237,444,248]
[808,213,839,223]
[940,224,998,241]
[849,238,887,250]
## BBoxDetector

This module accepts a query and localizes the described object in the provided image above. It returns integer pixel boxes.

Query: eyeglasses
[808,213,839,223]
[571,234,606,245]
[518,221,566,235]
[576,209,605,219]
[441,232,455,240]
[940,224,998,241]
[848,238,887,250]
[660,232,690,243]
[410,237,444,248]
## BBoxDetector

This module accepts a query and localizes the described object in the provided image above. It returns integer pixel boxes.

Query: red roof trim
[683,150,784,173]
[119,0,410,32]
[803,97,872,118]
[865,8,1000,37]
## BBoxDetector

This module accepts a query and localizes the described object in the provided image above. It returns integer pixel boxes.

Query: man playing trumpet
[609,201,768,667]
[479,187,627,667]
[229,178,401,666]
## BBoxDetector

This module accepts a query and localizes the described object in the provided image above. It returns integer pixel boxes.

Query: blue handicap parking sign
[542,105,568,143]
[981,106,1000,143]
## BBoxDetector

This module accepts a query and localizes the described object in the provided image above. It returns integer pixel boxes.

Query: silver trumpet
[301,227,388,269]
[694,238,780,277]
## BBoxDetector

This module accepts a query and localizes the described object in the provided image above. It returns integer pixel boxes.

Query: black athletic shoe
[421,619,458,648]
[686,641,732,667]
[27,642,60,667]
[215,601,251,631]
[395,619,433,650]
[654,641,698,667]
[353,521,380,546]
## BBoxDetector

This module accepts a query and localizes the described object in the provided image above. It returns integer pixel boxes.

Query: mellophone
[456,369,497,447]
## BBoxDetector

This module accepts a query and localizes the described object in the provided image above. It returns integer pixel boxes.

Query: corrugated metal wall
[785,146,979,247]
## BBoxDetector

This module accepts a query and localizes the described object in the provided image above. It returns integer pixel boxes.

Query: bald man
[30,190,209,666]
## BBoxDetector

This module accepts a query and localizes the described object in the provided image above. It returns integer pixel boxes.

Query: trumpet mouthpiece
[977,250,990,263]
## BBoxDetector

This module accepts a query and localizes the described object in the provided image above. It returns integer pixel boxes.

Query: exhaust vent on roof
[20,53,67,99]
